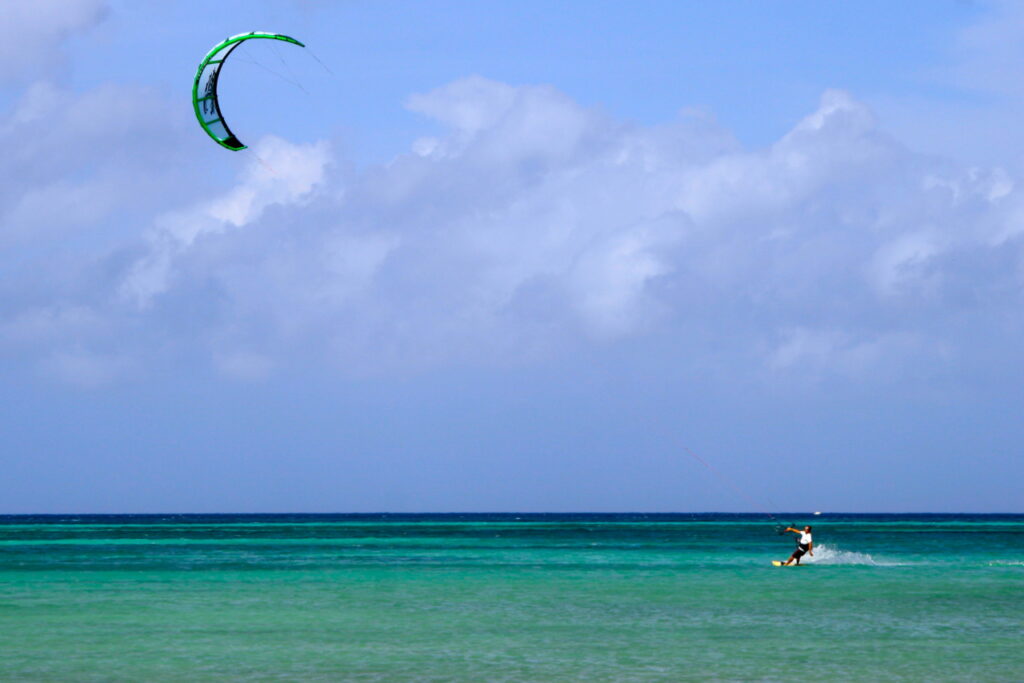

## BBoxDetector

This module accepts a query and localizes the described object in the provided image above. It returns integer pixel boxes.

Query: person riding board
[782,525,813,565]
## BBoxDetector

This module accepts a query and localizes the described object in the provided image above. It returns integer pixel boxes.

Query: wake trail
[803,543,905,566]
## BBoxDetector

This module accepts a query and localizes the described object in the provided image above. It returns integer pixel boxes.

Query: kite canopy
[192,32,305,151]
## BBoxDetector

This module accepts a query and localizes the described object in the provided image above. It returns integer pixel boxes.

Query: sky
[2,0,1023,513]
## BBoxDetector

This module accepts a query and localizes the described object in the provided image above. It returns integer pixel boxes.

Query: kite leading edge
[192,32,305,151]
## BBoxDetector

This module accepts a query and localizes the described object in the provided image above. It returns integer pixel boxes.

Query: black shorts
[793,544,808,558]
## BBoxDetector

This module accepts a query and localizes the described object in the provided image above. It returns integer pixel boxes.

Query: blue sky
[2,0,1023,513]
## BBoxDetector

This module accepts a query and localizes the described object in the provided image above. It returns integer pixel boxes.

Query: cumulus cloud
[120,136,332,308]
[6,73,1024,386]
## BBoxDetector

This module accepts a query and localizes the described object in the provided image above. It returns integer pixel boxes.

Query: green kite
[192,32,305,151]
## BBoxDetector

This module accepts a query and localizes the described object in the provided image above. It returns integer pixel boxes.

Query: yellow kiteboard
[771,561,802,567]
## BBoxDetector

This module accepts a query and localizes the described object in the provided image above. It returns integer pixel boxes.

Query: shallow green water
[1,514,1021,681]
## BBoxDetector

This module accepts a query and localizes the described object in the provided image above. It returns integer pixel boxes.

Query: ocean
[1,513,1021,681]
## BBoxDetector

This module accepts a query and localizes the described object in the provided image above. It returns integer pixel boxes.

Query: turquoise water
[1,514,1021,681]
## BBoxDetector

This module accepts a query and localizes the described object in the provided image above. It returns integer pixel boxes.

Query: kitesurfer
[782,525,813,565]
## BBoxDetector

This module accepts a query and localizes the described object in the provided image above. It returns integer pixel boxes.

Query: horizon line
[2,510,1021,517]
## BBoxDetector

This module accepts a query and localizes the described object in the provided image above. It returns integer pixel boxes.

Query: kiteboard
[771,561,803,567]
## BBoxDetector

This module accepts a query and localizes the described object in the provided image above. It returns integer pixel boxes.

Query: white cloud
[567,216,683,338]
[120,136,331,308]
[0,1,108,82]
[0,306,101,346]
[6,74,1024,386]
[407,76,520,140]
[768,327,933,381]
[868,232,941,299]
[215,350,275,381]
[42,347,133,388]
[0,80,195,252]
[869,1,1024,165]
[951,0,1024,98]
